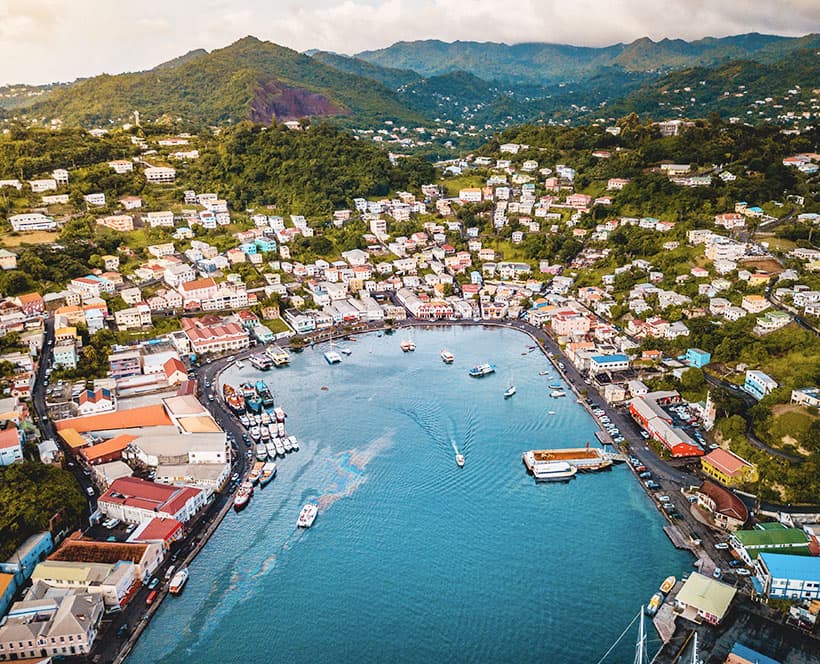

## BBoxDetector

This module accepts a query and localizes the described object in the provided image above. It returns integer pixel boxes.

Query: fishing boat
[223,384,246,414]
[169,568,189,595]
[288,435,299,451]
[259,462,277,486]
[256,381,275,408]
[241,383,262,413]
[468,363,496,378]
[660,576,676,595]
[645,592,663,616]
[297,503,318,528]
[233,482,253,511]
[249,426,261,442]
[400,339,416,352]
[255,445,268,461]
[440,349,455,364]
[249,461,264,484]
[239,414,250,428]
[274,438,286,457]
[281,436,293,453]
[273,407,286,423]
[260,424,271,441]
[531,460,578,482]
[549,389,567,398]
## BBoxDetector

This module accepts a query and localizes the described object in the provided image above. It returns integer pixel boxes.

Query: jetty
[522,444,618,473]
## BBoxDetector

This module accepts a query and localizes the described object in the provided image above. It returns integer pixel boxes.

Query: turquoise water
[128,327,691,663]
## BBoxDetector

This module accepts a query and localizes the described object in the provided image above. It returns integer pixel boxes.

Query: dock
[523,445,613,472]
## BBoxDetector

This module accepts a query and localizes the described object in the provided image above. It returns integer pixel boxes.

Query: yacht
[324,348,342,364]
[233,482,254,511]
[468,363,496,378]
[455,453,465,467]
[276,422,286,437]
[400,339,416,352]
[235,360,245,369]
[297,503,318,528]
[503,385,517,399]
[248,462,264,484]
[549,389,567,398]
[645,592,664,616]
[532,461,577,482]
[340,347,352,356]
[440,349,455,364]
[288,435,299,451]
[249,426,261,442]
[169,568,189,595]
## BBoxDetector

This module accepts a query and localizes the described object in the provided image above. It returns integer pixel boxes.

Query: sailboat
[324,338,342,364]
[504,371,516,399]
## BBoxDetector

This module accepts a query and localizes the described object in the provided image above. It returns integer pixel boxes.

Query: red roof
[0,426,20,450]
[163,356,187,378]
[704,448,751,477]
[700,480,748,523]
[131,517,183,543]
[180,277,216,292]
[56,404,172,432]
[80,434,136,463]
[100,477,202,517]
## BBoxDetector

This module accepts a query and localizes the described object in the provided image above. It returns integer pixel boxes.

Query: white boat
[400,339,416,352]
[276,422,286,437]
[532,461,577,482]
[440,349,454,364]
[274,439,286,457]
[169,567,189,594]
[265,441,278,458]
[235,360,244,369]
[260,425,271,441]
[455,453,465,467]
[548,410,556,415]
[549,390,567,398]
[297,503,318,528]
[239,414,250,428]
[504,385,516,398]
[324,350,342,364]
[250,426,261,442]
[288,435,299,451]
[255,445,268,461]
[281,436,293,453]
[468,363,496,377]
[340,347,352,356]
[274,407,286,423]
[261,411,271,425]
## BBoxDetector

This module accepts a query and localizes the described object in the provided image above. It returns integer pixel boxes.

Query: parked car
[639,431,650,439]
[639,471,652,479]
[728,559,744,568]
[737,568,750,576]
[715,543,730,550]
[713,568,722,579]
[658,495,671,503]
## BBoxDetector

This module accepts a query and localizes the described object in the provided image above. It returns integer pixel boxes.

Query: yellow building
[701,448,758,486]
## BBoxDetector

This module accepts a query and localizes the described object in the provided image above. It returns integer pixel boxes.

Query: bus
[145,590,158,606]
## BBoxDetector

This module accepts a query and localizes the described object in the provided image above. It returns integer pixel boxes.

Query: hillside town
[0,113,818,664]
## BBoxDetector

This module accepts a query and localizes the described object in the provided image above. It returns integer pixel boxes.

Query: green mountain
[23,36,425,128]
[357,33,819,87]
[310,51,421,89]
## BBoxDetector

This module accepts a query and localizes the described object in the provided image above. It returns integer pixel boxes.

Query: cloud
[1,0,819,84]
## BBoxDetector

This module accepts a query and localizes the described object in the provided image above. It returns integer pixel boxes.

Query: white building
[9,213,57,232]
[144,166,176,184]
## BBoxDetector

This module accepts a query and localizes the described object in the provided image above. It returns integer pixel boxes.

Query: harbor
[127,326,691,664]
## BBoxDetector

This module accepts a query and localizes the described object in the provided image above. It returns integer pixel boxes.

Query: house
[753,553,820,600]
[589,354,630,375]
[83,192,106,206]
[163,357,188,386]
[114,304,152,330]
[77,388,115,416]
[730,525,811,565]
[179,277,218,307]
[30,559,137,609]
[684,348,711,368]
[15,292,45,317]
[791,387,820,408]
[49,537,164,583]
[0,425,23,465]
[741,295,770,314]
[120,195,143,210]
[144,166,176,183]
[701,448,758,486]
[145,210,175,227]
[97,214,134,232]
[628,391,703,457]
[0,249,17,270]
[459,188,482,203]
[98,477,206,524]
[179,316,250,354]
[9,212,57,232]
[28,178,57,192]
[743,370,778,401]
[109,159,134,173]
[674,573,736,625]
[53,340,79,369]
[696,481,749,531]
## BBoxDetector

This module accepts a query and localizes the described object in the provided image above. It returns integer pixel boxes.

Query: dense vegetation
[0,462,86,559]
[185,122,434,215]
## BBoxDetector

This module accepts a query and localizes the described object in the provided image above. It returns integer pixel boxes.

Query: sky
[1,0,820,85]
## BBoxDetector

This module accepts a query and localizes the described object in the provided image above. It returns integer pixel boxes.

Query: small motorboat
[455,453,465,467]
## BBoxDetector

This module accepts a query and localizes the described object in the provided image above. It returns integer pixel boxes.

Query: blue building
[256,238,277,253]
[754,552,820,600]
[744,370,778,401]
[0,531,54,588]
[685,348,711,369]
[0,572,16,617]
[470,270,483,286]
[589,354,630,374]
[239,242,257,255]
[727,643,780,664]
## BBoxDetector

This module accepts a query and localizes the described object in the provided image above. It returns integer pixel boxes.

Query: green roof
[734,527,809,548]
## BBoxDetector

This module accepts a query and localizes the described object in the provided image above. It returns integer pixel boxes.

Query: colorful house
[684,347,711,369]
[700,448,758,486]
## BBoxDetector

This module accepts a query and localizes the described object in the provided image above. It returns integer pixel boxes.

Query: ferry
[531,460,578,482]
[266,441,278,459]
[256,381,275,408]
[660,576,676,595]
[645,592,664,616]
[523,447,613,473]
[297,503,318,528]
[255,444,268,461]
[248,354,272,370]
[233,482,254,511]
[273,407,286,423]
[504,385,517,399]
[400,339,416,352]
[288,435,299,451]
[169,568,189,595]
[549,389,567,398]
[468,363,496,378]
[456,453,465,467]
[259,462,277,486]
[440,349,455,364]
[266,345,291,367]
[249,461,264,484]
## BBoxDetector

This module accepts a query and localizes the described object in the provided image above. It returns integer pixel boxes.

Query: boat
[233,482,254,511]
[260,410,271,425]
[549,390,567,398]
[523,447,613,473]
[274,439,286,457]
[256,381,275,408]
[531,460,578,482]
[241,383,262,414]
[266,441,278,458]
[539,370,549,376]
[239,414,250,428]
[249,461,264,484]
[169,568,189,595]
[259,462,277,486]
[340,347,352,356]
[235,360,244,369]
[440,349,455,364]
[281,436,293,453]
[260,425,271,441]
[455,453,465,467]
[549,383,562,389]
[297,503,318,528]
[248,354,272,371]
[249,426,261,442]
[265,345,291,367]
[504,385,517,398]
[255,445,268,461]
[288,435,299,451]
[468,363,496,378]
[276,422,286,437]
[400,339,416,352]
[547,410,556,415]
[660,576,676,595]
[273,407,286,423]
[645,592,664,616]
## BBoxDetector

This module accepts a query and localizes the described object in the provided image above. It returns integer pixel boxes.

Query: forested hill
[23,37,425,129]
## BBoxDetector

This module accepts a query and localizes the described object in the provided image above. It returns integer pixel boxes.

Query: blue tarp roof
[760,552,820,580]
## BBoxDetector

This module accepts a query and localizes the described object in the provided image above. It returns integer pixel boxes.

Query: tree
[680,367,706,393]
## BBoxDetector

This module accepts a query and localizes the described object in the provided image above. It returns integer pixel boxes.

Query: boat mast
[690,633,698,664]
[633,607,646,664]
